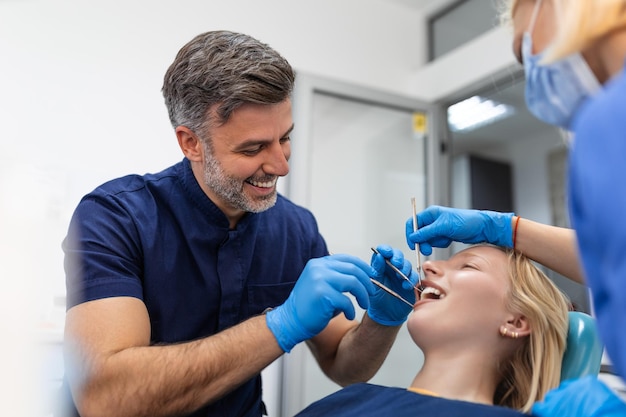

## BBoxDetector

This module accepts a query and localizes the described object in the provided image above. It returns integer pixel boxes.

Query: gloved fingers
[323,272,372,311]
[418,242,433,256]
[367,247,417,325]
[406,206,455,251]
[320,290,357,320]
[374,246,417,293]
[405,218,417,250]
[406,206,443,235]
[371,244,394,277]
[391,249,412,277]
[372,244,407,271]
[405,220,434,255]
[389,250,414,285]
[373,244,413,282]
[370,252,386,278]
[374,244,394,258]
[531,376,626,417]
[408,226,453,250]
[416,205,444,228]
[326,254,376,294]
[401,269,420,291]
[327,253,376,277]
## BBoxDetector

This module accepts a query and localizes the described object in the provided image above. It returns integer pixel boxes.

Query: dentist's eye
[241,146,264,156]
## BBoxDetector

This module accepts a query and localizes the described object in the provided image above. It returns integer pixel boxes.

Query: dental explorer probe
[369,279,414,307]
[370,247,422,294]
[411,197,423,289]
[329,250,416,306]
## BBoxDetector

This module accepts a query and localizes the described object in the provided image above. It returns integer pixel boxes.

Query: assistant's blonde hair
[501,0,626,62]
[493,247,569,413]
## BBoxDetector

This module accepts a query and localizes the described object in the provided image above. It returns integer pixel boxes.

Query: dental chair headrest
[561,311,603,381]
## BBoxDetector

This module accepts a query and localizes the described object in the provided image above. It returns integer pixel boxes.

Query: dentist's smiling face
[200,100,293,218]
[408,245,511,350]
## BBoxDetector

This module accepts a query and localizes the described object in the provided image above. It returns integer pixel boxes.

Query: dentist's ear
[176,126,203,162]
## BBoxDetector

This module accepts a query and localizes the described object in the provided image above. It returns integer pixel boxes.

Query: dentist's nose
[264,140,290,177]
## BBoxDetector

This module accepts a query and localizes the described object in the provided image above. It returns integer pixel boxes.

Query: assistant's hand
[405,205,514,256]
[367,244,418,326]
[532,376,626,417]
[266,254,376,353]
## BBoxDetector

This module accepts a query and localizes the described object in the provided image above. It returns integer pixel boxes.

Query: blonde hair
[500,0,626,62]
[493,247,569,413]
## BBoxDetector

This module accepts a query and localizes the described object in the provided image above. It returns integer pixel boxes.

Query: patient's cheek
[407,312,421,346]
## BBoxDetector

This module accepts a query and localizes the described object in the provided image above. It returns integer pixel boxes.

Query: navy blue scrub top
[295,383,527,417]
[61,158,328,417]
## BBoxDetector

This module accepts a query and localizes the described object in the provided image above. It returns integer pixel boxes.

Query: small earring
[500,326,520,339]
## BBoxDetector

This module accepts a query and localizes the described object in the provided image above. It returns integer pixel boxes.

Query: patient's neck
[410,349,499,405]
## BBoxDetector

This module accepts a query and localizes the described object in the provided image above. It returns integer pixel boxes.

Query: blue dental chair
[560,311,604,381]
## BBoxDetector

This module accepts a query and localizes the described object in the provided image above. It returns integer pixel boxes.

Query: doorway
[276,73,437,416]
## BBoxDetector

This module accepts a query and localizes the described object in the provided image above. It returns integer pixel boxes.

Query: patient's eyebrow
[455,251,492,267]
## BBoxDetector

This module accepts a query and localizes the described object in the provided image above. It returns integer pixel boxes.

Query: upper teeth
[420,287,444,301]
[249,178,277,188]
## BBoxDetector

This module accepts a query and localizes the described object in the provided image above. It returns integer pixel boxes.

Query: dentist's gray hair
[162,30,295,138]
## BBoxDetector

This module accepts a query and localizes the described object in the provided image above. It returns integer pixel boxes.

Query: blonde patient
[296,245,570,416]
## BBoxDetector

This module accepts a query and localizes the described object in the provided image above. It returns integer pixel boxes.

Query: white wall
[408,25,519,102]
[0,0,428,320]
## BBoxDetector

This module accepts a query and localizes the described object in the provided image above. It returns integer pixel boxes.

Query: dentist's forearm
[68,312,282,417]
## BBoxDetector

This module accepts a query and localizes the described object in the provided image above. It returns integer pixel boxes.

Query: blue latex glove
[532,376,626,417]
[405,205,514,256]
[367,244,418,326]
[266,254,376,353]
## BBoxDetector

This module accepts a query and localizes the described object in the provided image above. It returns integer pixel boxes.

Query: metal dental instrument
[370,247,421,296]
[370,278,414,307]
[411,197,423,289]
[329,250,414,306]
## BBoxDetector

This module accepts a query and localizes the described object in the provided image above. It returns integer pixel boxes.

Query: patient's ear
[501,314,531,338]
[176,126,203,162]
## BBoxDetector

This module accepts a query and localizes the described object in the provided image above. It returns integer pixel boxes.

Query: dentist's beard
[203,152,277,213]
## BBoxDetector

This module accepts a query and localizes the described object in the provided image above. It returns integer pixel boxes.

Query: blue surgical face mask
[522,32,601,130]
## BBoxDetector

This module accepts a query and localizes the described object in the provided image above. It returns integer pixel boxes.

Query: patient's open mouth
[419,286,446,301]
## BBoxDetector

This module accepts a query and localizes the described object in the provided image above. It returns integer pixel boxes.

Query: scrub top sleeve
[63,194,144,310]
